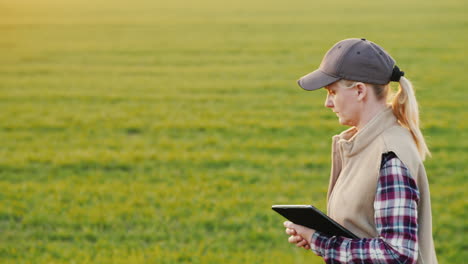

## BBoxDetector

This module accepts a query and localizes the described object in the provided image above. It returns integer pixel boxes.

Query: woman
[284,38,438,263]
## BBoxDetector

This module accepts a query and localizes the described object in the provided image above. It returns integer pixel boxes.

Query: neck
[355,103,388,131]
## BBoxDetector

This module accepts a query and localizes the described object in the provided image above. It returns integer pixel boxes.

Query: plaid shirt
[310,152,419,263]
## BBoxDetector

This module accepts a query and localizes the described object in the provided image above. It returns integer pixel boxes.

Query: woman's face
[324,82,361,127]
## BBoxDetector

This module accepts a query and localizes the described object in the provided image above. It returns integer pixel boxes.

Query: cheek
[336,92,355,112]
[335,95,346,111]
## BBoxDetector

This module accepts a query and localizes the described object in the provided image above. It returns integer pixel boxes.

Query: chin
[338,118,353,127]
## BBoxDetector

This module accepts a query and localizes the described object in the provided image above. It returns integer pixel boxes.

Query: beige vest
[327,108,438,264]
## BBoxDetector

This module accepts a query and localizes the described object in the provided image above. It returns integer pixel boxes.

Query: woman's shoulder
[381,125,417,151]
[379,125,424,178]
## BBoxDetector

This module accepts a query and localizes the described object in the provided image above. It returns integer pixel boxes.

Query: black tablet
[272,205,359,239]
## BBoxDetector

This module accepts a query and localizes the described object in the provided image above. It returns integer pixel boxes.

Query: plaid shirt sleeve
[309,152,420,263]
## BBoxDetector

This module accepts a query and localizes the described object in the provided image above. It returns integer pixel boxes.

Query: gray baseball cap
[297,38,397,91]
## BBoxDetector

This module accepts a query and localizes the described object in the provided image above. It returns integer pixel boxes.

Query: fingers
[283,221,311,250]
[288,235,310,249]
[284,221,299,236]
[296,238,308,248]
[285,228,296,236]
[284,221,306,234]
[283,221,297,229]
[287,235,303,244]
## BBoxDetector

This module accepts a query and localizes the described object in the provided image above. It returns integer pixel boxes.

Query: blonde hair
[337,78,431,160]
[390,77,430,160]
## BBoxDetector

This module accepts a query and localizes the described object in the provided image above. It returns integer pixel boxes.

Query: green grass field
[1,0,466,263]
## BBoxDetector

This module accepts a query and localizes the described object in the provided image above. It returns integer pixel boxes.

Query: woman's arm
[286,152,420,263]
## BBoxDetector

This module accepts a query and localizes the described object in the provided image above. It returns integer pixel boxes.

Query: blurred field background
[0,0,466,263]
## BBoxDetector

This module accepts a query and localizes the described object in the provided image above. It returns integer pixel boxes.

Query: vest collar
[333,107,398,157]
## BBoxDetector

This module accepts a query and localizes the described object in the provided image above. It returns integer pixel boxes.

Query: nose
[324,94,334,108]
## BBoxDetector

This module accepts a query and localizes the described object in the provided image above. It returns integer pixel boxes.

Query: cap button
[361,38,366,41]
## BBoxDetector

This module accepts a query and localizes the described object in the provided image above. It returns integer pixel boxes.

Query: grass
[0,0,467,263]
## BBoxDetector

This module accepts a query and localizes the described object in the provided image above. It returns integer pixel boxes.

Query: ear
[355,82,367,101]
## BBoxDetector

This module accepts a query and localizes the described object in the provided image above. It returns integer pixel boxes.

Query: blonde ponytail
[391,77,430,160]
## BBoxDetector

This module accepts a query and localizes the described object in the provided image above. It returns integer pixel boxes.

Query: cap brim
[297,70,340,91]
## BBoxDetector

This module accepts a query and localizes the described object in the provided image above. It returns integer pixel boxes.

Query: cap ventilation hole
[357,51,361,55]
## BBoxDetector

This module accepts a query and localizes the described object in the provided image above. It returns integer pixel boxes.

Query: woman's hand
[284,221,316,250]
